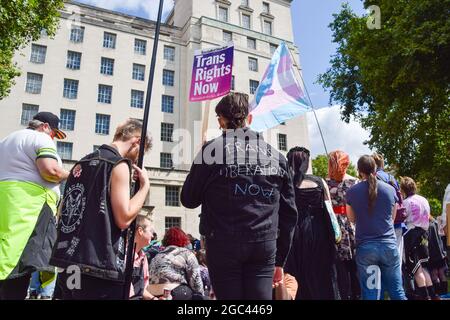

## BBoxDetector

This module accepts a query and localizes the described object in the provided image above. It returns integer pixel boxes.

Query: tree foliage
[318,0,450,200]
[0,0,64,98]
[312,154,357,179]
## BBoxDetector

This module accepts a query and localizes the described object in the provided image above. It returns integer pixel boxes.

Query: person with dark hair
[401,177,438,300]
[326,150,360,300]
[284,147,339,300]
[427,216,448,297]
[187,234,201,251]
[148,227,204,300]
[345,155,406,300]
[50,119,152,300]
[181,92,298,300]
[196,249,212,298]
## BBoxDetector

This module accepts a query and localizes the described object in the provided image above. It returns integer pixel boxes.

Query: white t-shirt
[0,129,62,197]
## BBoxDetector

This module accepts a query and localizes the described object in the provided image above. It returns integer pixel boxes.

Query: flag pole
[287,46,329,156]
[123,0,164,300]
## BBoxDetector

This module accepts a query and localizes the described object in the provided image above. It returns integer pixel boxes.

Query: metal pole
[123,0,165,299]
[287,47,329,156]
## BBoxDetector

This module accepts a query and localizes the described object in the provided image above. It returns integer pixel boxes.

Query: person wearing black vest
[50,119,152,300]
[181,92,298,300]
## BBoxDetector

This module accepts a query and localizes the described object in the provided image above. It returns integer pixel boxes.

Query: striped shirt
[0,128,62,196]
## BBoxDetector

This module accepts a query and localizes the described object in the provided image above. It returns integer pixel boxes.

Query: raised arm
[110,163,150,230]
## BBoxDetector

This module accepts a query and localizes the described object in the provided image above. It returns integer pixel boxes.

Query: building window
[165,216,181,229]
[132,64,145,81]
[249,57,258,72]
[223,31,232,43]
[249,80,259,94]
[134,39,147,55]
[131,90,144,109]
[98,85,112,104]
[247,37,256,50]
[164,46,175,62]
[60,109,76,131]
[218,6,228,22]
[21,104,39,125]
[165,187,180,207]
[162,69,174,86]
[161,123,174,142]
[103,32,116,49]
[264,20,272,35]
[100,57,114,76]
[263,2,270,14]
[70,26,85,43]
[242,14,251,29]
[231,75,235,91]
[57,142,73,160]
[30,44,47,64]
[63,79,79,99]
[66,51,82,70]
[160,153,173,169]
[95,114,111,135]
[161,95,174,113]
[278,134,287,151]
[270,43,278,55]
[241,0,249,7]
[25,73,43,94]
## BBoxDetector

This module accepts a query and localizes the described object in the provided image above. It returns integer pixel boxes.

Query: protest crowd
[0,93,449,301]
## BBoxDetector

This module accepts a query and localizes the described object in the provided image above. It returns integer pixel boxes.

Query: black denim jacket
[181,128,298,267]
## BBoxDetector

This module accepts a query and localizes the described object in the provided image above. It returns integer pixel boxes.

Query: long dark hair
[287,147,311,187]
[357,155,378,212]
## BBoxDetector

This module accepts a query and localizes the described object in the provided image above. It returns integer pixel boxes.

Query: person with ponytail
[326,150,360,300]
[345,155,406,300]
[284,147,340,300]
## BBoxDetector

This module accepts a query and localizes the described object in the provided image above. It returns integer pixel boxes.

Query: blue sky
[76,0,371,163]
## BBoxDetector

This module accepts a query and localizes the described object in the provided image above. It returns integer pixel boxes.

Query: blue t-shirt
[346,180,398,245]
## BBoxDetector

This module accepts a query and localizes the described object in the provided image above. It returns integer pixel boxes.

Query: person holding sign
[181,92,298,300]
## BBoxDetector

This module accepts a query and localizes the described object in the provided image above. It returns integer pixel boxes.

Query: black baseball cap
[33,112,67,139]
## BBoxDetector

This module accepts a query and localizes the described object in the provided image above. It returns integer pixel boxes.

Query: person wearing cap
[0,112,70,300]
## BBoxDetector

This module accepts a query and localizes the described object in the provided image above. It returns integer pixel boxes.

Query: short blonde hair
[113,119,152,152]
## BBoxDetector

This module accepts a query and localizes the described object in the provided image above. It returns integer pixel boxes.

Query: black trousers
[336,258,360,300]
[53,272,124,300]
[0,275,31,300]
[206,238,276,300]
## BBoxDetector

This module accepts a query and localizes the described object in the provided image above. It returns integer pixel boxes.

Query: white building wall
[0,0,308,239]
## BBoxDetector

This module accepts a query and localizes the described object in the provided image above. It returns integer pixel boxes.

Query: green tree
[0,0,64,98]
[312,154,328,179]
[312,154,358,179]
[318,0,450,200]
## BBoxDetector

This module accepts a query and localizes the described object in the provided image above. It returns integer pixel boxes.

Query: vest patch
[61,183,87,234]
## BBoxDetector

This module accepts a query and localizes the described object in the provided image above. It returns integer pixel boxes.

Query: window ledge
[239,5,254,13]
[215,0,231,5]
[260,12,275,20]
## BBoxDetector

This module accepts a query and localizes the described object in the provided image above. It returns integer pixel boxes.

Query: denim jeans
[29,271,56,298]
[356,241,407,300]
[205,239,276,300]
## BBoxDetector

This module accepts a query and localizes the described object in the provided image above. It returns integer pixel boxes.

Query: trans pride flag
[249,42,310,132]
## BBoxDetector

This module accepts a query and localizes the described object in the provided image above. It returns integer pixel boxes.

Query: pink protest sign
[189,45,234,102]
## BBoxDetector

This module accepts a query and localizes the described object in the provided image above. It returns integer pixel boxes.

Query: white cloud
[307,105,372,164]
[80,0,174,21]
